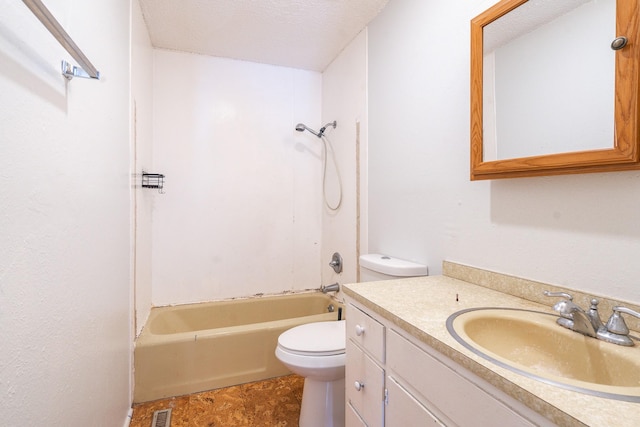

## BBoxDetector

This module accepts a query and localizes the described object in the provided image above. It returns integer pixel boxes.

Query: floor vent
[151,408,171,427]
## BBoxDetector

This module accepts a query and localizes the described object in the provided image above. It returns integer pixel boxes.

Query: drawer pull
[354,381,365,391]
[355,324,365,336]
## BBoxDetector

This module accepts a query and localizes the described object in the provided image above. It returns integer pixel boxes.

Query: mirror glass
[470,0,640,180]
[483,0,616,161]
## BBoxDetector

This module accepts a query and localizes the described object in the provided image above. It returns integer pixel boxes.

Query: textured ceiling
[139,0,389,72]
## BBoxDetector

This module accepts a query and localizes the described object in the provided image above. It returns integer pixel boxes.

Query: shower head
[295,123,311,133]
[295,123,320,137]
[295,121,337,138]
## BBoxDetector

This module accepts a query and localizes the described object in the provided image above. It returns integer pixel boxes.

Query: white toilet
[275,254,427,427]
[275,320,346,427]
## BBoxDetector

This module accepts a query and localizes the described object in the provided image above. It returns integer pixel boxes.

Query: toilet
[275,320,346,427]
[275,254,428,427]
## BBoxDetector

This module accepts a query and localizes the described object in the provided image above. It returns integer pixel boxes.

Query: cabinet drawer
[385,376,445,427]
[347,303,385,362]
[346,339,385,427]
[386,330,536,427]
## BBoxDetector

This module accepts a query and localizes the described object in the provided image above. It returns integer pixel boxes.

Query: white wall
[367,0,640,304]
[151,50,323,305]
[132,0,154,336]
[0,1,132,425]
[321,30,368,287]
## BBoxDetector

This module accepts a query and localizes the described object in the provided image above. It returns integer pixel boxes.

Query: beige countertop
[342,272,640,427]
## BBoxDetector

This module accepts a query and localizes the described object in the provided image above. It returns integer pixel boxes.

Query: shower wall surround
[132,0,154,336]
[321,30,368,286]
[151,50,323,305]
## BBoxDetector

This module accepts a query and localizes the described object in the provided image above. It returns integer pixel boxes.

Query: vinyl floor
[130,374,304,427]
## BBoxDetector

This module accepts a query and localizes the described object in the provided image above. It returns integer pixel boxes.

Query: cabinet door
[346,339,385,427]
[346,402,367,427]
[386,330,537,427]
[385,376,446,427]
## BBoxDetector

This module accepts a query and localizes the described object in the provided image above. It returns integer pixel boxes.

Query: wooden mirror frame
[470,0,640,180]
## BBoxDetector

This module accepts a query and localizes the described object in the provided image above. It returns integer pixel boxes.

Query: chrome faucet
[543,291,600,337]
[563,301,599,338]
[544,291,640,346]
[321,282,340,293]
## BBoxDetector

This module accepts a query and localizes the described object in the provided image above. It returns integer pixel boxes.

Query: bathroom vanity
[343,262,640,427]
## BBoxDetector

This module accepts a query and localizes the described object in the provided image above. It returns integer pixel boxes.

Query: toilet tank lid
[359,254,428,277]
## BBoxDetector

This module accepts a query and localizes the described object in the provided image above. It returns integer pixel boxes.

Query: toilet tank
[359,254,428,282]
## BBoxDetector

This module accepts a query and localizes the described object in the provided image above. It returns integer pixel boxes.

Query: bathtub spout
[321,283,340,293]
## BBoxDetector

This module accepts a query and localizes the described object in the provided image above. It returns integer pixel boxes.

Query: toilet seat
[277,320,345,356]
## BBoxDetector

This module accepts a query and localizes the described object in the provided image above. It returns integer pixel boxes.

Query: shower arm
[318,121,337,137]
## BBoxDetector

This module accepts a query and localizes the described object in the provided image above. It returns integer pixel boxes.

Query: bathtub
[133,292,342,403]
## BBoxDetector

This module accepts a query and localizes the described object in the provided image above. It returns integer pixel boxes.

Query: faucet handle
[543,290,573,301]
[598,306,640,346]
[614,306,640,319]
[543,290,575,317]
[606,306,640,335]
[543,291,576,329]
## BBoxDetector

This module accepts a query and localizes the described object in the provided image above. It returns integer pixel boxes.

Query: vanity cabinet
[345,303,385,427]
[345,297,554,427]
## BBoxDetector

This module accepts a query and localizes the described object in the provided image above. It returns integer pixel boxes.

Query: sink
[446,308,640,402]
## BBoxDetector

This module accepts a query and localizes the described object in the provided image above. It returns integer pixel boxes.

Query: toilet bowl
[275,320,346,427]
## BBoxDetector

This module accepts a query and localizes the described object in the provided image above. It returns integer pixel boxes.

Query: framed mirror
[470,0,640,180]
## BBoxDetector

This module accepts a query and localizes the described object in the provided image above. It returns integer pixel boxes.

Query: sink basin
[446,308,640,402]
